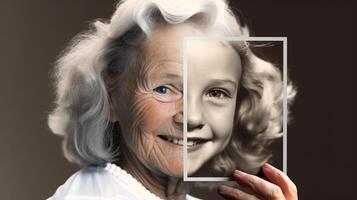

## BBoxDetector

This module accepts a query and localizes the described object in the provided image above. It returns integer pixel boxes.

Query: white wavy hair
[48,0,296,174]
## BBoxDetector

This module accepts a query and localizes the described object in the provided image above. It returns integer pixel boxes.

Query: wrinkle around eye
[152,85,182,102]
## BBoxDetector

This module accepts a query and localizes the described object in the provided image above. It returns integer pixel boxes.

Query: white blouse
[48,163,200,200]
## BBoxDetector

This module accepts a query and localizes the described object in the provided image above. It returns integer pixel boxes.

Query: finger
[233,170,285,200]
[262,164,298,199]
[218,185,260,200]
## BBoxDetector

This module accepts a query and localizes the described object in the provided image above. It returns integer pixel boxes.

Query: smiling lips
[158,135,184,145]
[158,135,211,147]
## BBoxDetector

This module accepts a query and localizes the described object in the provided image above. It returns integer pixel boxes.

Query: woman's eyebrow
[158,73,183,82]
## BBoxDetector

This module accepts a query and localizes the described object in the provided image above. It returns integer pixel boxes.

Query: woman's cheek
[140,98,177,133]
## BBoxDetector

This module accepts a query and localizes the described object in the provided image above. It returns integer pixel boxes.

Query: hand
[218,163,298,200]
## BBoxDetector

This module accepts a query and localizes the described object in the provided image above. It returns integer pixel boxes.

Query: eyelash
[153,86,230,100]
[152,85,182,103]
[153,85,182,94]
[206,88,231,99]
[153,85,172,94]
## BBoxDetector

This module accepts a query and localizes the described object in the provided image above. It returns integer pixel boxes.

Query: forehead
[144,23,204,64]
[187,40,241,82]
[142,23,241,83]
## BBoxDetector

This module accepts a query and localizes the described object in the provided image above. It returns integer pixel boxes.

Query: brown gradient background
[1,0,356,199]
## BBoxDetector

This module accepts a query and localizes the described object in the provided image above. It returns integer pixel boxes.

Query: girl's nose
[187,97,204,132]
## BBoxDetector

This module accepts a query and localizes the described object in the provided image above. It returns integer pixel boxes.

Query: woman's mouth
[158,135,184,145]
[158,135,210,147]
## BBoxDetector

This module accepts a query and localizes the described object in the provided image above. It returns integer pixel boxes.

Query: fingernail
[218,185,229,194]
[265,163,273,169]
[233,170,244,177]
[263,163,273,173]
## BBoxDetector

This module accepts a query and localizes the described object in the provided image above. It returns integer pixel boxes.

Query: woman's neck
[116,144,189,200]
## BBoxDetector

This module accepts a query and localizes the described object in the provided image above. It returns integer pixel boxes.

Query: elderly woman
[48,0,297,199]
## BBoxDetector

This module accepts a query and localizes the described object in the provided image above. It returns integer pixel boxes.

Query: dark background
[1,0,356,199]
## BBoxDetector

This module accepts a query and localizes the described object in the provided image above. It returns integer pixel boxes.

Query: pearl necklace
[104,163,163,200]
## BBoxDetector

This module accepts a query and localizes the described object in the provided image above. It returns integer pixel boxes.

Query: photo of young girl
[184,39,293,180]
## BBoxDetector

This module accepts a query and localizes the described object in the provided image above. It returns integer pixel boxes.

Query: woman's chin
[156,159,184,178]
[163,167,184,178]
[163,156,204,177]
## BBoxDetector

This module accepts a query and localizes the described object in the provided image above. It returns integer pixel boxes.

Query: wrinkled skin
[113,23,201,199]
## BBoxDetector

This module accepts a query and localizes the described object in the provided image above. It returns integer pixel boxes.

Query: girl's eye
[207,88,230,99]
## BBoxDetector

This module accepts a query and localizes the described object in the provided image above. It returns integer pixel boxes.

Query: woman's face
[116,23,241,177]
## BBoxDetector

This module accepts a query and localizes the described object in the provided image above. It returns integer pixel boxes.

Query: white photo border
[183,36,288,181]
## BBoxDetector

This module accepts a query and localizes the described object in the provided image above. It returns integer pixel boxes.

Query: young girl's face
[187,40,241,175]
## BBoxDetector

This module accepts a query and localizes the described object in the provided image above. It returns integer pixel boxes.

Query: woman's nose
[187,97,204,132]
[173,100,183,124]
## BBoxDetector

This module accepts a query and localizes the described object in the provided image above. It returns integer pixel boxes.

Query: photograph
[1,0,356,199]
[184,38,288,181]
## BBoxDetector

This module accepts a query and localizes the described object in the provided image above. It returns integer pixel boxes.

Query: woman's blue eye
[154,86,170,94]
[152,85,182,102]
